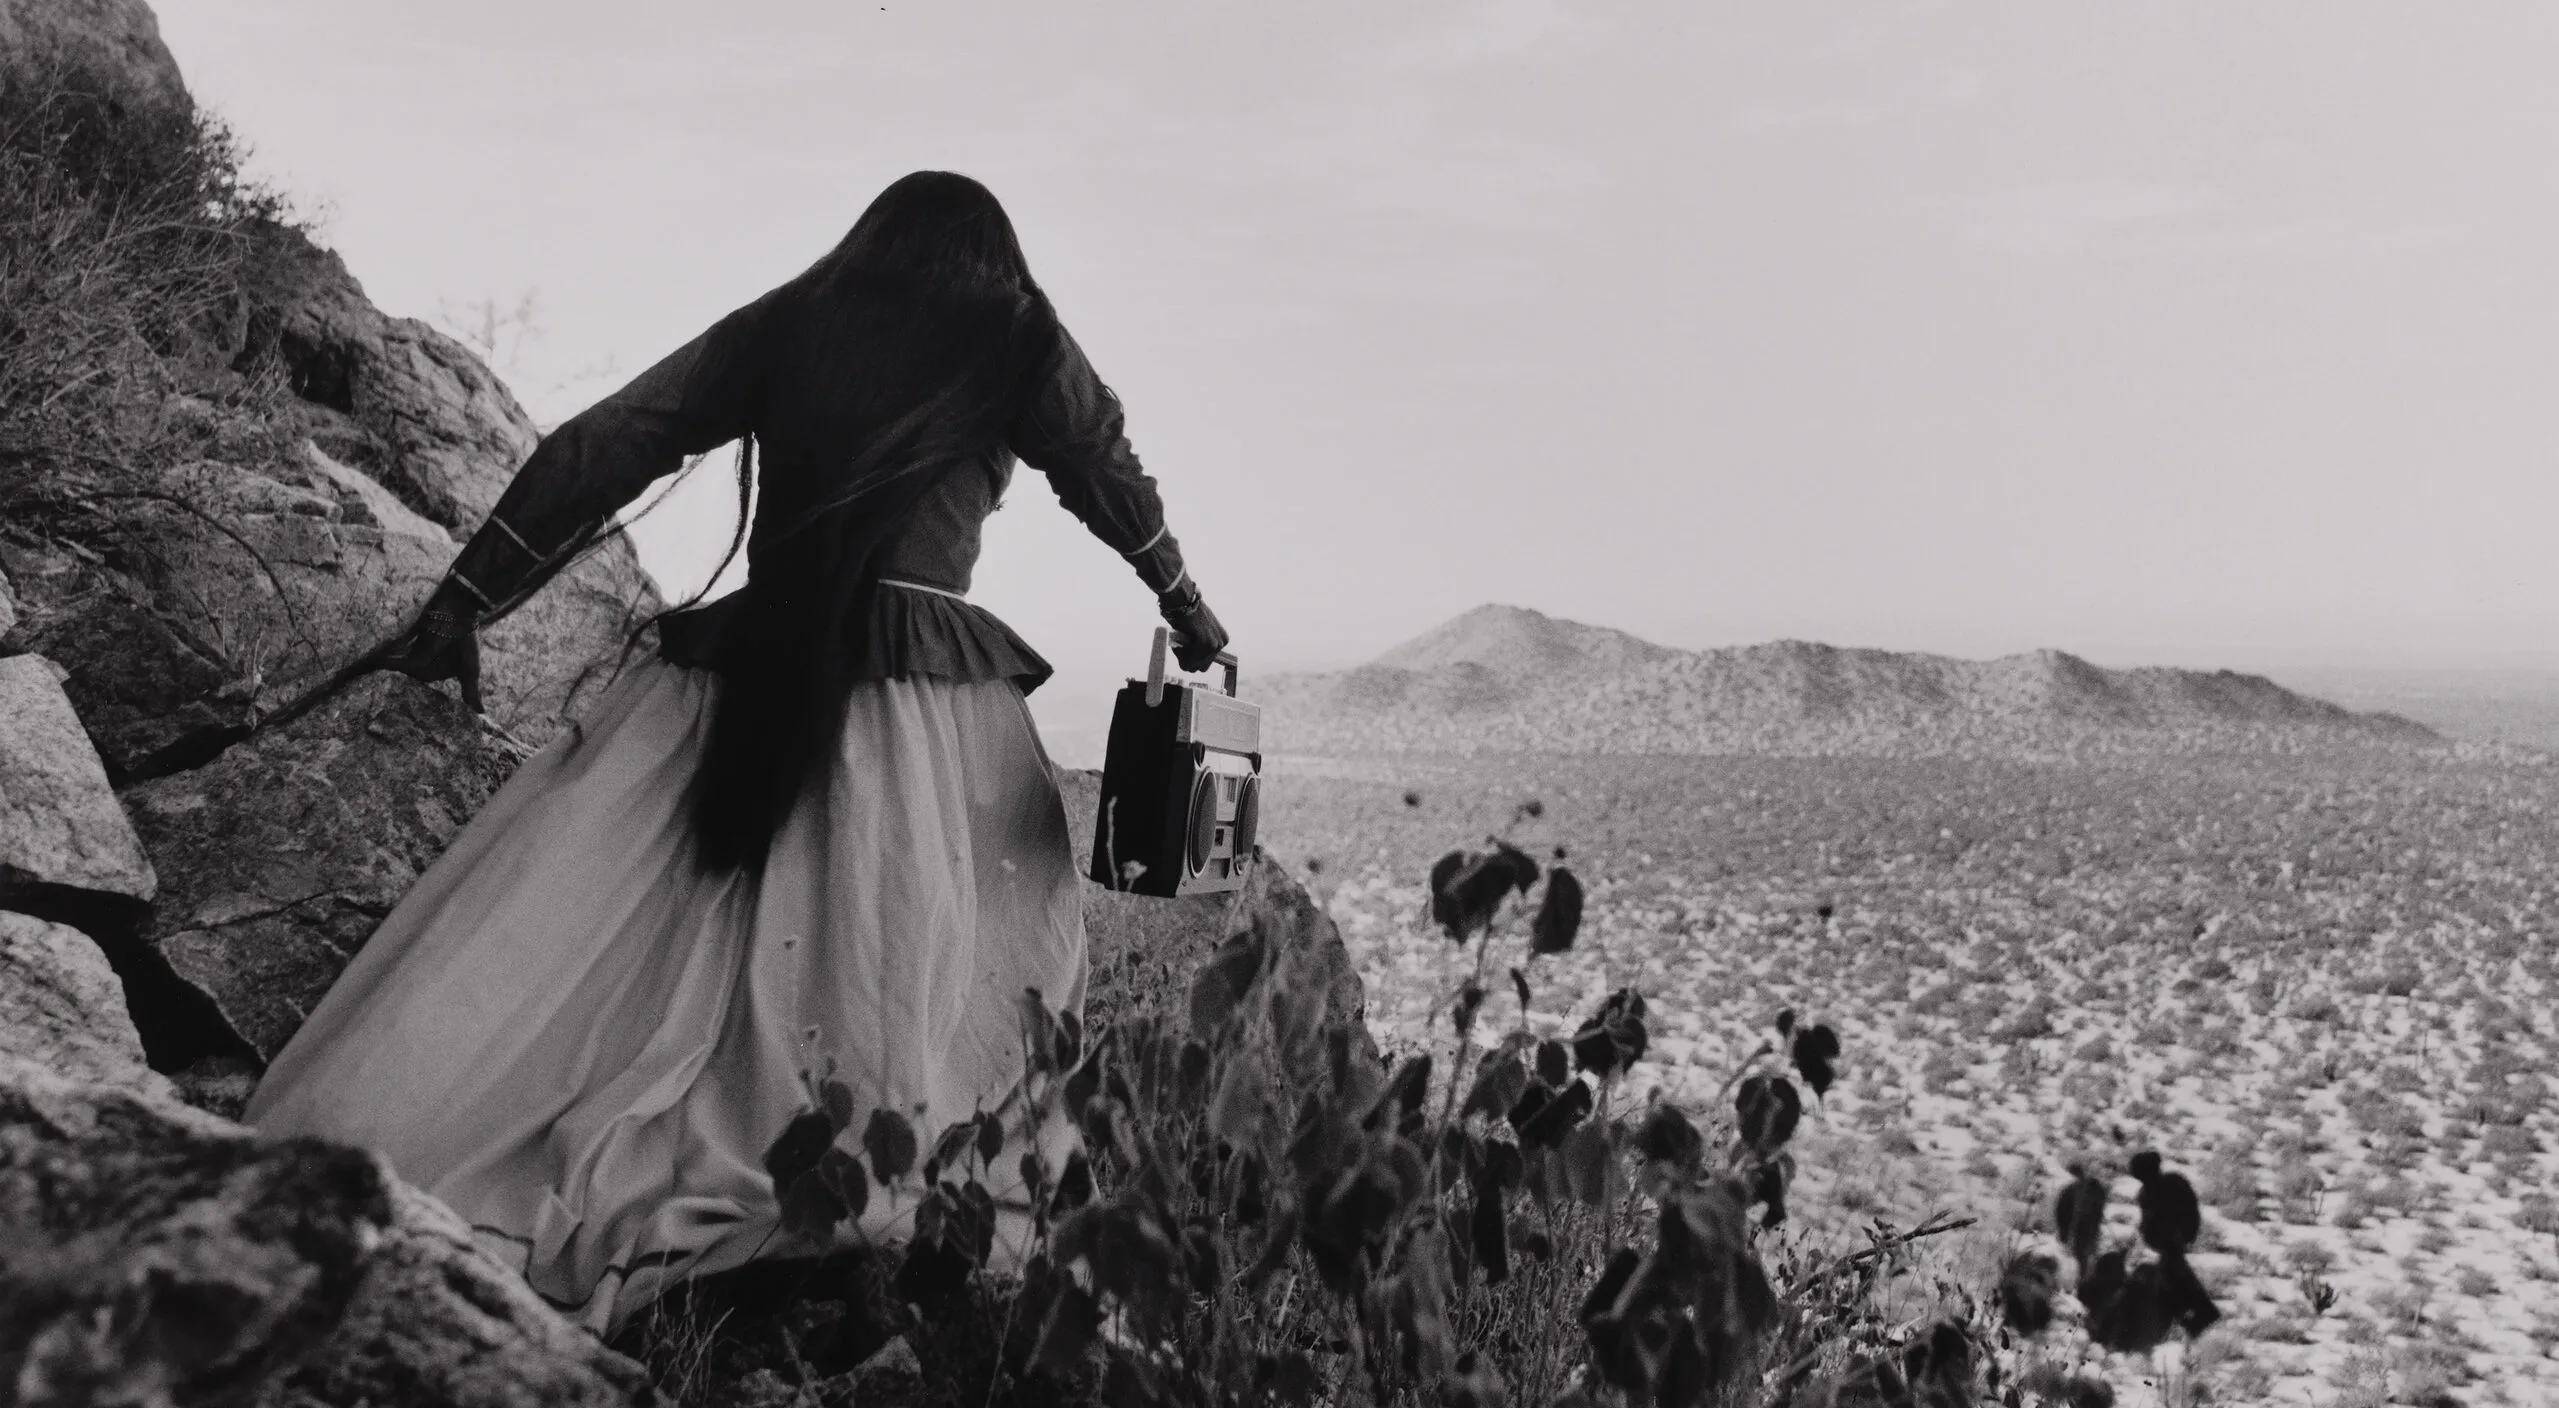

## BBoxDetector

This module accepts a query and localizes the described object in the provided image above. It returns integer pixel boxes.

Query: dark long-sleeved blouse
[439,294,1188,695]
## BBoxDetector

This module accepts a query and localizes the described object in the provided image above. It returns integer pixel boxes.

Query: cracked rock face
[0,653,157,919]
[121,672,528,1061]
[0,1056,646,1408]
[258,1178,652,1408]
[0,0,667,1396]
[0,1057,390,1406]
[1,440,658,783]
[0,454,456,778]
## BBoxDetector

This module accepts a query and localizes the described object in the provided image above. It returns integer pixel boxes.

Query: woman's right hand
[1158,581,1229,674]
[374,581,486,713]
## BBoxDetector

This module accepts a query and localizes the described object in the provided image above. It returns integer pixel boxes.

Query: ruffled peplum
[653,579,1053,695]
[858,582,1053,694]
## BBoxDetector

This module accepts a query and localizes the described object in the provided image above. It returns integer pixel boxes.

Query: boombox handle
[1145,626,1240,705]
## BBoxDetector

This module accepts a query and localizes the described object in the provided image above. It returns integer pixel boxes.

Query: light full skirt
[243,657,1086,1334]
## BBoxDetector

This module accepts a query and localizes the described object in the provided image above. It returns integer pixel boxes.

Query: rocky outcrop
[0,1056,645,1407]
[0,61,655,783]
[121,672,527,1062]
[0,0,187,113]
[0,0,687,1396]
[0,434,656,782]
[0,649,238,1077]
[245,232,538,533]
[1058,767,1375,1070]
[0,1056,387,1406]
[0,653,155,927]
[0,451,456,778]
[236,228,667,739]
[0,911,172,1099]
[0,0,657,1078]
[260,1179,651,1408]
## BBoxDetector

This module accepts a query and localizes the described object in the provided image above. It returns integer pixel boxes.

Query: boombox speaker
[1090,627,1262,897]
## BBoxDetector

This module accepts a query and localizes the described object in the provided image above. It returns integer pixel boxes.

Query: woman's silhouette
[245,171,1227,1333]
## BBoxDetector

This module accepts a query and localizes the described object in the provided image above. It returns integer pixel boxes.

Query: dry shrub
[0,51,302,526]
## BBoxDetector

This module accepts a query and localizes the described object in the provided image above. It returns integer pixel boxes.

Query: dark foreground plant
[657,807,2221,1408]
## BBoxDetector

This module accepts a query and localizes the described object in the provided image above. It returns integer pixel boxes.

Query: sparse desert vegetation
[1260,745,2559,1405]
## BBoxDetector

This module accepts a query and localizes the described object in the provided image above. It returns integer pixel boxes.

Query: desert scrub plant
[0,54,303,492]
[0,46,324,716]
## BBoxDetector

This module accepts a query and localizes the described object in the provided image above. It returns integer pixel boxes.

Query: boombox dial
[1091,630,1263,898]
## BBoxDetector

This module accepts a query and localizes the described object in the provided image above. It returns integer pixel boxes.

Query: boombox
[1089,628,1262,897]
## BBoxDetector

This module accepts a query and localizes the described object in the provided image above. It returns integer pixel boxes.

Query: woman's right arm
[382,294,780,702]
[1005,313,1229,670]
[441,295,778,619]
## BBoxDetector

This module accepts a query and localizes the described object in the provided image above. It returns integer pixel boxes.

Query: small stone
[729,1368,802,1408]
[168,1053,261,1121]
[857,1334,923,1382]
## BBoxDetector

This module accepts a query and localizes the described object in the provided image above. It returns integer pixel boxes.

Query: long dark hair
[686,171,1054,872]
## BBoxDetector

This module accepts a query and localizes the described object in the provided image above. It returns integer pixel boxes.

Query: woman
[244,171,1227,1334]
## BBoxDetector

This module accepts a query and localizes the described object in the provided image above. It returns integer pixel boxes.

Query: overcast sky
[157,1,2559,702]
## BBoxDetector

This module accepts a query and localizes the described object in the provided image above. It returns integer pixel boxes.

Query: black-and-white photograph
[2,3,2554,1405]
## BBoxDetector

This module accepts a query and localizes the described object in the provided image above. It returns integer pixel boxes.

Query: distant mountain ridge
[1370,604,1679,675]
[1247,605,2437,757]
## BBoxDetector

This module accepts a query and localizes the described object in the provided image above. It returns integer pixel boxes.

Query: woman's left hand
[1159,582,1229,673]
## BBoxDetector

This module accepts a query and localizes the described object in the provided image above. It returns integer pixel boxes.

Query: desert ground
[1256,747,2559,1407]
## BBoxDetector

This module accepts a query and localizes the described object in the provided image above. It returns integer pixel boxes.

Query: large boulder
[0,653,239,1077]
[260,1179,651,1408]
[0,1055,646,1407]
[0,438,659,782]
[0,653,155,928]
[120,672,525,1063]
[243,230,538,533]
[0,0,188,113]
[0,452,453,779]
[0,910,172,1099]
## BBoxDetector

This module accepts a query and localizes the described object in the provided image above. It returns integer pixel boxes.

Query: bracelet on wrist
[418,604,476,639]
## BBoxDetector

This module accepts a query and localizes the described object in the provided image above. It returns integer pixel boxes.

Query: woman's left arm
[1007,316,1230,670]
